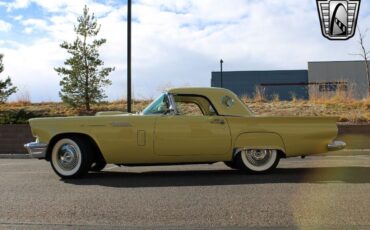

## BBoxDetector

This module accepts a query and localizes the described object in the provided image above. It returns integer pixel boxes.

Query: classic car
[25,87,346,178]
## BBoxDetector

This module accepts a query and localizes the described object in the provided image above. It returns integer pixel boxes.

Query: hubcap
[244,149,273,167]
[56,144,80,171]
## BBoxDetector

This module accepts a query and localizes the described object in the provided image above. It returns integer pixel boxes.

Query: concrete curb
[317,149,370,156]
[0,154,31,159]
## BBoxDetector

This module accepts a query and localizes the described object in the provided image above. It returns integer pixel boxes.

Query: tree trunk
[83,33,90,111]
[358,29,370,97]
[85,81,90,111]
[85,71,90,111]
[365,58,370,96]
[365,58,370,97]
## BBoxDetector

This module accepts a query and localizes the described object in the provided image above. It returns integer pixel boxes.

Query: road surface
[0,156,369,229]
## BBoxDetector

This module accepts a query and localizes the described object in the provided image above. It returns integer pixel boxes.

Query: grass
[241,87,369,123]
[0,92,369,124]
[244,99,369,123]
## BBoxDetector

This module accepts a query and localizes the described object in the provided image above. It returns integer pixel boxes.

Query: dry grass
[13,88,32,106]
[1,91,369,123]
[0,100,151,118]
[253,86,267,103]
[247,99,369,123]
[240,87,368,123]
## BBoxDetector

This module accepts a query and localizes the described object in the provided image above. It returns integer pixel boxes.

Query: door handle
[210,118,225,125]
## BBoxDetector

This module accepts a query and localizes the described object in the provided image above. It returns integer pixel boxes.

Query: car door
[93,115,157,164]
[154,115,231,156]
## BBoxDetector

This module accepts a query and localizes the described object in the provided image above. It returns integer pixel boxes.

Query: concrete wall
[0,124,368,154]
[0,125,34,154]
[308,61,370,99]
[212,70,308,100]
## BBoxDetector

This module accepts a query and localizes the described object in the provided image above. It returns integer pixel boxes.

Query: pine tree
[55,5,115,110]
[0,54,17,103]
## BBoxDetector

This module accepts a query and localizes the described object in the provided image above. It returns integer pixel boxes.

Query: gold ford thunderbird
[25,87,346,178]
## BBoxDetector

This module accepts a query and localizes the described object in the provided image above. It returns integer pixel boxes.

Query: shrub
[0,109,40,124]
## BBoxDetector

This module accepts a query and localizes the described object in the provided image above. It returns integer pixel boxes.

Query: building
[308,61,370,99]
[211,61,370,100]
[211,70,309,100]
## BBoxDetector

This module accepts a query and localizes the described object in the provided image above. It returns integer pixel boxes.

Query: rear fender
[234,132,286,156]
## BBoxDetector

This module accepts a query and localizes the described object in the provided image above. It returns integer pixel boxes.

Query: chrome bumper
[328,141,346,151]
[24,142,48,159]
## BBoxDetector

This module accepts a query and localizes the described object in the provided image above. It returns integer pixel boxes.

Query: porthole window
[222,96,234,108]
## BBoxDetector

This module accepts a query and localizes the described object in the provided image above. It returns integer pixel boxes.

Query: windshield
[142,93,170,115]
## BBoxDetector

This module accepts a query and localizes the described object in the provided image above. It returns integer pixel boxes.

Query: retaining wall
[0,125,34,154]
[0,124,369,155]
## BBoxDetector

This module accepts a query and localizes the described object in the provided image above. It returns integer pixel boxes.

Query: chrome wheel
[240,149,279,172]
[51,139,82,177]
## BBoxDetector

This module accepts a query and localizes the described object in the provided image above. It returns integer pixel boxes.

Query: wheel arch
[45,133,105,163]
[233,132,287,158]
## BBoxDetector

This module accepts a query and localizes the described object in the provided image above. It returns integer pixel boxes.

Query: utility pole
[220,59,224,88]
[127,0,132,112]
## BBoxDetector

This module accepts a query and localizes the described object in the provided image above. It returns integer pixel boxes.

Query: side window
[174,95,218,116]
[221,95,235,108]
[176,102,203,116]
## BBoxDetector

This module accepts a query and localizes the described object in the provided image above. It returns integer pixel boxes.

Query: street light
[127,0,132,113]
[220,59,224,88]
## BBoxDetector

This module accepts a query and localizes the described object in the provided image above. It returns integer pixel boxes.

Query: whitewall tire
[236,149,280,173]
[50,137,91,179]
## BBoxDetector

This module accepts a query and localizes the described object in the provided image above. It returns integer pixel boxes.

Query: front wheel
[50,137,91,179]
[235,149,280,173]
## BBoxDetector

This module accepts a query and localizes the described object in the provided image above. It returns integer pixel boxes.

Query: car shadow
[62,166,370,188]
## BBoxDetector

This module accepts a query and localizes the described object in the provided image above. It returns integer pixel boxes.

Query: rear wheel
[50,137,91,179]
[224,161,242,170]
[236,149,280,173]
[90,161,107,172]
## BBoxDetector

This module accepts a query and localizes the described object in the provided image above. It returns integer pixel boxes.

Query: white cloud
[2,38,66,102]
[22,18,48,27]
[5,0,30,11]
[1,0,369,102]
[0,20,12,32]
[21,18,49,34]
[12,15,23,21]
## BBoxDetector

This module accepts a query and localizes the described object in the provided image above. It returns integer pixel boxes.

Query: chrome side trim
[24,142,48,159]
[110,122,132,127]
[328,141,346,151]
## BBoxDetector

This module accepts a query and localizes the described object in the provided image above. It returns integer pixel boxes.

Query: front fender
[234,132,286,153]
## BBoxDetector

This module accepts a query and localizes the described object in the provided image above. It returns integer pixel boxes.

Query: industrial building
[308,61,370,99]
[211,61,370,100]
[211,70,308,100]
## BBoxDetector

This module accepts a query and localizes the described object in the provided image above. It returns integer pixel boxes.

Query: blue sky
[0,0,369,102]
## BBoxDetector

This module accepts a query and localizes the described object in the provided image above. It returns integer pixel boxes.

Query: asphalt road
[0,156,369,229]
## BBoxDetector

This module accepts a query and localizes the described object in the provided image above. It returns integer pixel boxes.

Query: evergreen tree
[0,54,17,103]
[55,5,114,110]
